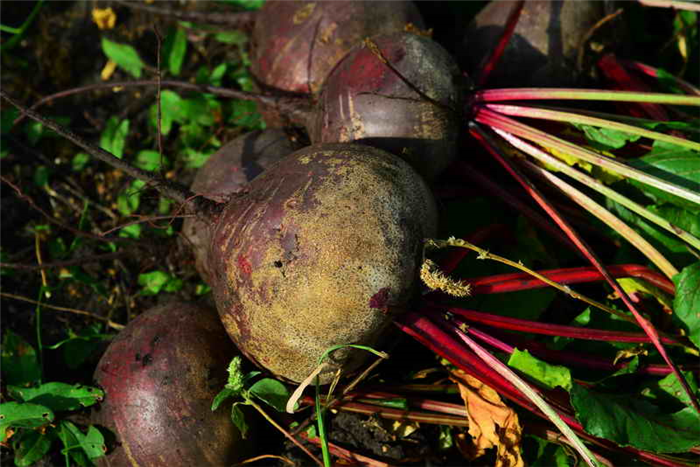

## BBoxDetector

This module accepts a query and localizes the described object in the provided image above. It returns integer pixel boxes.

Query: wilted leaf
[673,262,700,348]
[8,383,104,412]
[451,370,524,467]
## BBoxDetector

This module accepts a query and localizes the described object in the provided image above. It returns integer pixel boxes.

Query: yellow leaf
[677,35,688,61]
[390,420,420,438]
[92,7,116,30]
[101,60,118,81]
[614,345,649,365]
[610,277,674,310]
[451,371,524,467]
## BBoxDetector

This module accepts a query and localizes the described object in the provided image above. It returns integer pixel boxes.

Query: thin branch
[0,251,129,270]
[113,0,257,28]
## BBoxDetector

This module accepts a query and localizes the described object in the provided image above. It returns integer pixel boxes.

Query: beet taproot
[208,143,437,384]
[461,0,611,87]
[182,129,300,284]
[251,1,424,96]
[92,302,246,466]
[310,32,464,181]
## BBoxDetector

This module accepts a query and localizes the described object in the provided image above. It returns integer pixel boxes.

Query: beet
[182,129,300,284]
[208,143,437,384]
[251,1,424,96]
[461,0,610,87]
[310,32,464,181]
[92,302,247,466]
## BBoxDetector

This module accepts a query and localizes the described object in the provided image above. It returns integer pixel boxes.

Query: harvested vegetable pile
[1,1,699,467]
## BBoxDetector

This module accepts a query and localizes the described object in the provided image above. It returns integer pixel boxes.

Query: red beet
[182,129,300,284]
[461,0,611,87]
[208,143,437,383]
[92,302,247,466]
[310,32,464,181]
[251,1,424,96]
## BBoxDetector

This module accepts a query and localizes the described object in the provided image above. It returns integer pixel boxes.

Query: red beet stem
[474,0,525,87]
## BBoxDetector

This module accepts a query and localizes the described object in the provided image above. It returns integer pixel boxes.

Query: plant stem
[426,237,636,323]
[474,0,524,87]
[520,159,679,279]
[493,125,700,252]
[476,107,700,206]
[475,88,700,106]
[486,103,700,151]
[246,398,323,467]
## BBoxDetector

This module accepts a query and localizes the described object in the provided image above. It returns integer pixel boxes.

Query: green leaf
[211,388,236,412]
[209,63,228,87]
[99,117,129,160]
[12,429,53,467]
[628,141,700,210]
[101,38,145,78]
[214,31,249,45]
[1,108,18,134]
[217,0,264,10]
[149,90,182,135]
[0,403,54,441]
[57,421,105,466]
[248,378,291,412]
[574,124,641,151]
[673,262,700,348]
[8,383,104,412]
[181,147,212,169]
[138,270,181,295]
[118,223,141,239]
[230,403,249,439]
[71,153,90,171]
[24,116,71,145]
[644,371,699,409]
[507,348,572,392]
[228,100,265,130]
[570,384,700,453]
[1,330,41,387]
[135,150,165,172]
[33,166,49,187]
[162,26,187,76]
[116,180,145,216]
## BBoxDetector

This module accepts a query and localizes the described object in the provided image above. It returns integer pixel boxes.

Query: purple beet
[182,129,300,284]
[207,143,437,383]
[92,302,247,466]
[251,1,424,96]
[461,0,612,87]
[310,32,465,181]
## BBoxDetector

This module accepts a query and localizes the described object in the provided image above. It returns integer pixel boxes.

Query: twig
[0,292,124,330]
[113,0,257,28]
[577,8,624,72]
[0,251,129,270]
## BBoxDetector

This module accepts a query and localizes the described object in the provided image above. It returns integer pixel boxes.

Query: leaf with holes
[0,403,54,442]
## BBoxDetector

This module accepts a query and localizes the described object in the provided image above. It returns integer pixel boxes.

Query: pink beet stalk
[474,0,525,87]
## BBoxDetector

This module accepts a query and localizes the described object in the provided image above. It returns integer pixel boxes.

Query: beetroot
[182,129,300,284]
[310,32,464,181]
[92,302,247,466]
[251,1,424,97]
[208,143,437,384]
[461,0,610,87]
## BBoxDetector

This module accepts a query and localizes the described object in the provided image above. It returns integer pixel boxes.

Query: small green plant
[1,330,107,467]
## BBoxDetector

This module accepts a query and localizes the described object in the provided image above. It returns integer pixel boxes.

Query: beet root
[311,32,464,181]
[251,0,424,126]
[92,302,247,466]
[182,129,300,284]
[461,0,611,87]
[208,143,437,384]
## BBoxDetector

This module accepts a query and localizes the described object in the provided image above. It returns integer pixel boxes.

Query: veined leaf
[8,383,104,412]
[628,141,700,210]
[574,123,641,151]
[507,349,572,392]
[673,262,700,349]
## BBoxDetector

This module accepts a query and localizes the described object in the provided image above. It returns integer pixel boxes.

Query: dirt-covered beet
[208,143,437,384]
[182,129,300,284]
[310,32,464,181]
[92,302,246,466]
[250,1,424,98]
[461,0,610,87]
